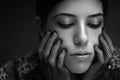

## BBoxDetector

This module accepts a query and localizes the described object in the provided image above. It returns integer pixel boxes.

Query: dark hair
[36,0,108,23]
[101,0,108,17]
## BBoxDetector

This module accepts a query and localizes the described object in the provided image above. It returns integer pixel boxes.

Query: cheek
[48,25,74,50]
[88,27,102,46]
[56,28,73,48]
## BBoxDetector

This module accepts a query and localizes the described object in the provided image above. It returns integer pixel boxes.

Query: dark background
[0,0,120,66]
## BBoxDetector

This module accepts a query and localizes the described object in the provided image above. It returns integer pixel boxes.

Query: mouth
[69,51,92,61]
[70,51,91,56]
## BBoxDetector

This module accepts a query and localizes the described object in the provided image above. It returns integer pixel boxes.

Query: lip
[69,51,92,61]
[70,51,91,56]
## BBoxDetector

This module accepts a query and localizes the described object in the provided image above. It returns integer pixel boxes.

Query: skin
[46,0,104,73]
[37,0,114,80]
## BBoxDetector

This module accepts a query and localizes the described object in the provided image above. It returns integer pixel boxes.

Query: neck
[71,73,84,80]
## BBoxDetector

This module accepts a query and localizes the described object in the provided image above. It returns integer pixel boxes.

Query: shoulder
[109,47,120,69]
[100,47,120,80]
[16,49,41,79]
[0,60,16,80]
[0,49,42,80]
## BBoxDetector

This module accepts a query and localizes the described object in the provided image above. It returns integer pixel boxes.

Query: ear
[35,16,45,38]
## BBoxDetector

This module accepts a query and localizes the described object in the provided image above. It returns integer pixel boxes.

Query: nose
[73,21,88,47]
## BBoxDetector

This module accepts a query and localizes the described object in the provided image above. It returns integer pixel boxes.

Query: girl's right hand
[82,30,114,80]
[38,31,71,80]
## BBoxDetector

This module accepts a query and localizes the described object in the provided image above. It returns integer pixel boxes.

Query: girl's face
[47,0,103,73]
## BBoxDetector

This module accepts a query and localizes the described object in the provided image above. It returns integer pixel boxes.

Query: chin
[66,62,91,74]
[65,53,94,74]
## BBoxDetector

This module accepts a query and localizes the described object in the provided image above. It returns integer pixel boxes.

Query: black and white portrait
[0,0,120,80]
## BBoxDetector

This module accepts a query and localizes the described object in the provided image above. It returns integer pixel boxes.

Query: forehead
[52,0,103,17]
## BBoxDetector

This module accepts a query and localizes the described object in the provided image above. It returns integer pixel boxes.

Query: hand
[38,31,71,80]
[82,30,115,80]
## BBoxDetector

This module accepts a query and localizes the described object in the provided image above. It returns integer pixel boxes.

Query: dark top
[0,48,120,80]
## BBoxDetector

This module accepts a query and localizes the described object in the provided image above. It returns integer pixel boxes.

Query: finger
[57,49,66,69]
[48,39,62,67]
[95,45,104,63]
[39,31,50,52]
[99,35,112,58]
[43,32,58,57]
[38,31,50,58]
[102,30,115,52]
[104,57,111,65]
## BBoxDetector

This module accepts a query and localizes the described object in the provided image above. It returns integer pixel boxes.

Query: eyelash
[57,21,102,29]
[87,21,102,29]
[57,22,74,29]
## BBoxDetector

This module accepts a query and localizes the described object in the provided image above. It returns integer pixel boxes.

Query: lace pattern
[109,48,120,69]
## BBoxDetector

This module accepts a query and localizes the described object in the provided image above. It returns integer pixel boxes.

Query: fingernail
[47,31,50,35]
[51,31,57,36]
[57,39,61,44]
[62,48,67,53]
[54,31,58,36]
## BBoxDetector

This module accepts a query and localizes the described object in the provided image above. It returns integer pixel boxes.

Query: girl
[0,0,120,80]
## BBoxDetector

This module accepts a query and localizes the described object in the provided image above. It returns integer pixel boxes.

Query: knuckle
[48,57,55,66]
[53,44,58,49]
[48,37,55,46]
[44,51,49,58]
[53,43,60,51]
[51,40,61,54]
[43,50,49,58]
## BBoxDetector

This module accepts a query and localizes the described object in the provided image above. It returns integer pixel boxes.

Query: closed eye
[57,22,74,29]
[87,21,102,29]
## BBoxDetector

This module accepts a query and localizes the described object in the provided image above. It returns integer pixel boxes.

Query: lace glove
[38,31,71,80]
[82,30,115,80]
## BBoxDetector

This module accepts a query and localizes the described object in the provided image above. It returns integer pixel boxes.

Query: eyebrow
[88,13,103,17]
[54,13,76,18]
[54,13,103,18]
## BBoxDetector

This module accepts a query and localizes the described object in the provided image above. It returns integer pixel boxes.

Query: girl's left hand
[82,30,115,80]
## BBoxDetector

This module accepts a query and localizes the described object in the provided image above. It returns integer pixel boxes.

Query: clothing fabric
[0,48,120,80]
